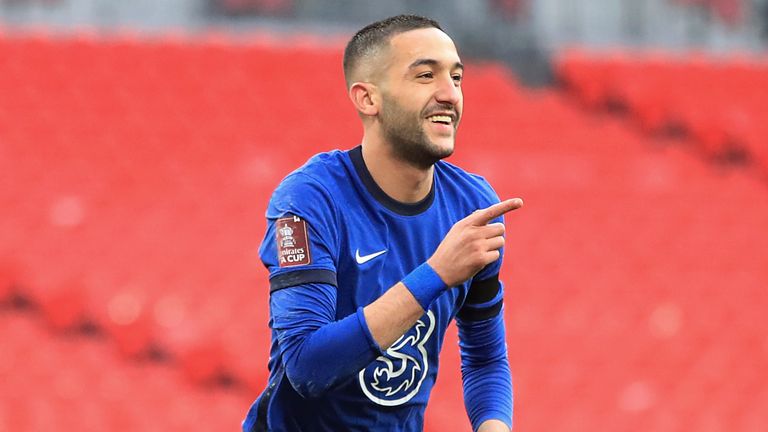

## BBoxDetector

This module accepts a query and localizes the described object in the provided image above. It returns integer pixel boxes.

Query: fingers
[482,222,505,239]
[468,198,523,226]
[485,236,505,251]
[482,250,501,264]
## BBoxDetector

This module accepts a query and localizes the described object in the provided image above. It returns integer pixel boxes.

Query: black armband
[457,274,504,321]
[269,269,337,294]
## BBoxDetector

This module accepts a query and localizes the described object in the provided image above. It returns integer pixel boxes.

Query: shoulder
[435,160,500,207]
[277,149,347,191]
[267,149,347,219]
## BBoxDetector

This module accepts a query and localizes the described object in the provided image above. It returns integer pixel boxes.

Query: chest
[333,207,468,319]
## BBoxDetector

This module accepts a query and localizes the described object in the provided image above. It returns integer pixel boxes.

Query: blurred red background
[1,23,767,431]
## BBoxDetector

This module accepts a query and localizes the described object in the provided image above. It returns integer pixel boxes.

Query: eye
[452,74,463,83]
[417,72,434,79]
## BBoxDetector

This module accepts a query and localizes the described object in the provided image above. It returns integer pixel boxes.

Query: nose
[434,74,461,106]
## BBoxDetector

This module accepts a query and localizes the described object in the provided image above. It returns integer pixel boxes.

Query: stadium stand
[1,30,767,431]
[555,49,768,171]
[0,310,248,431]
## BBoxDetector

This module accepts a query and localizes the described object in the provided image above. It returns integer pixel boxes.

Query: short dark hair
[343,14,443,88]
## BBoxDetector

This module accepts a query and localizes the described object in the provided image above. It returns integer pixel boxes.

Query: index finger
[468,198,524,226]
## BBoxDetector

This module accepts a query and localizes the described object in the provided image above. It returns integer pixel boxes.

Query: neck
[360,132,434,204]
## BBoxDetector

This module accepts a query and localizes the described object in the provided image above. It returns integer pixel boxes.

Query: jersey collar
[348,145,435,216]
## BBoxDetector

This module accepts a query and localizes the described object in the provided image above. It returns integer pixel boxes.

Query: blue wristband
[401,262,448,311]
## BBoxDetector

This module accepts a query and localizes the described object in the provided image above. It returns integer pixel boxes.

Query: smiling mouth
[426,115,453,125]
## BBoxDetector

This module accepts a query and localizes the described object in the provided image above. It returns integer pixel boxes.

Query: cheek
[397,86,430,107]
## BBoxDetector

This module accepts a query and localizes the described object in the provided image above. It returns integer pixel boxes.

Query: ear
[348,82,379,117]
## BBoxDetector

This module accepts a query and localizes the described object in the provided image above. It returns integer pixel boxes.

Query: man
[242,14,523,432]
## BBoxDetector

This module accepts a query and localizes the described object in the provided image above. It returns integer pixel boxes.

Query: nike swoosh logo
[355,249,387,265]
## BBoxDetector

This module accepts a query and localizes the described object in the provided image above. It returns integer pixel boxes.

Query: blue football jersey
[243,146,510,431]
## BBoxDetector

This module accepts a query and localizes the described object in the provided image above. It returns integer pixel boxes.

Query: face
[377,28,464,168]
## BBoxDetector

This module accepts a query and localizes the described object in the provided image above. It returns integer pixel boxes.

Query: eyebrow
[408,58,464,71]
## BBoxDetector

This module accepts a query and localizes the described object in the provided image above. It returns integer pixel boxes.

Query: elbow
[284,365,334,399]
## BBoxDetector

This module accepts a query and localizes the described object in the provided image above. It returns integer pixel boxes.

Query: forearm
[279,306,381,397]
[365,261,448,349]
[272,284,382,397]
[459,312,513,431]
[363,282,427,349]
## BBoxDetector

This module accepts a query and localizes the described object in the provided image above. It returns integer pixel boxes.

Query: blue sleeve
[458,177,512,429]
[270,282,383,398]
[259,172,339,284]
[457,278,513,431]
[261,172,383,398]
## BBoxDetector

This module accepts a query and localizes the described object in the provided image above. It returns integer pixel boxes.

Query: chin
[430,139,455,159]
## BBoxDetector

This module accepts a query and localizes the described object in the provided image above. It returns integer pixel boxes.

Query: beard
[379,93,457,170]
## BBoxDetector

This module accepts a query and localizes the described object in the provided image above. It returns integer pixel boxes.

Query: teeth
[428,115,452,123]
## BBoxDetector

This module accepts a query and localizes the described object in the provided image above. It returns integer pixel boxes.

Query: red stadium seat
[557,49,768,168]
[0,311,252,431]
[35,278,89,330]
